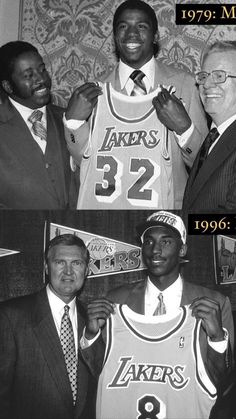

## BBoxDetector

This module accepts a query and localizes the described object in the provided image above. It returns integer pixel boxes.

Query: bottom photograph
[0,210,235,419]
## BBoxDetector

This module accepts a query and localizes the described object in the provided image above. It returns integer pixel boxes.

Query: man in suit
[64,0,207,209]
[0,234,96,419]
[183,40,236,212]
[82,211,234,418]
[0,41,78,209]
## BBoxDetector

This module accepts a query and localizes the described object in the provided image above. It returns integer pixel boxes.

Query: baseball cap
[137,211,186,244]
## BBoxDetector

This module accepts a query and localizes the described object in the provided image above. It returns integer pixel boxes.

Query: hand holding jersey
[85,298,115,340]
[190,296,225,342]
[65,82,102,121]
[153,86,192,135]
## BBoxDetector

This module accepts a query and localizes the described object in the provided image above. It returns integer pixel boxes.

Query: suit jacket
[65,60,207,209]
[82,277,234,390]
[0,288,96,419]
[0,99,78,209]
[182,119,236,212]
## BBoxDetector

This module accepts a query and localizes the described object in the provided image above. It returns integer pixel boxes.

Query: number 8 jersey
[77,83,174,209]
[96,304,216,419]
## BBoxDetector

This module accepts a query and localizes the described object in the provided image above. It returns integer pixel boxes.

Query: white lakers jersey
[77,83,174,209]
[96,305,216,419]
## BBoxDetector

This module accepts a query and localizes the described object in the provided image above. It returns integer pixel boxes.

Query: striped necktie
[60,305,77,404]
[153,293,167,315]
[130,70,147,96]
[28,109,47,141]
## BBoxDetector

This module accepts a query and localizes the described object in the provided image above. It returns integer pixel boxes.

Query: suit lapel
[32,289,74,415]
[186,120,236,207]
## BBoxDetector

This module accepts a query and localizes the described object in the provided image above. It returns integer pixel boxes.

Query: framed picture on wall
[214,235,236,285]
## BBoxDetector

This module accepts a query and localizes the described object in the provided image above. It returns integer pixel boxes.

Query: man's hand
[65,82,102,121]
[190,297,225,341]
[152,86,191,135]
[85,298,115,340]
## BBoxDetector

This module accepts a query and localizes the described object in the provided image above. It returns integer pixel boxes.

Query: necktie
[153,293,166,315]
[28,109,47,141]
[60,305,77,404]
[195,127,219,175]
[130,70,147,96]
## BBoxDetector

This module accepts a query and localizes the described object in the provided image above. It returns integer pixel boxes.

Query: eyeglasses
[195,70,236,85]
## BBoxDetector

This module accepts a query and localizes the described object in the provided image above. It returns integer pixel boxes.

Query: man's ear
[44,261,48,276]
[2,80,13,95]
[179,243,187,258]
[153,31,159,45]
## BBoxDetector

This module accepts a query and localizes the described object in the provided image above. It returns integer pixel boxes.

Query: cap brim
[137,221,182,241]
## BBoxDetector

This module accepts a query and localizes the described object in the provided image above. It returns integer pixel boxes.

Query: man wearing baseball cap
[82,211,234,417]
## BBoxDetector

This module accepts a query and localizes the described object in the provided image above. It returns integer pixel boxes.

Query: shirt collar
[212,113,236,136]
[119,57,155,93]
[146,275,183,300]
[46,284,76,316]
[9,97,46,121]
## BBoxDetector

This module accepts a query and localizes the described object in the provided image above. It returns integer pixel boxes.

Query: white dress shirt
[9,97,47,153]
[46,284,78,355]
[145,275,183,315]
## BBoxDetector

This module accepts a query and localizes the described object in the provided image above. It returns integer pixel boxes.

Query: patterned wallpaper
[18,0,236,107]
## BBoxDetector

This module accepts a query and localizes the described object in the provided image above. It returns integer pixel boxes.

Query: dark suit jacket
[83,277,234,390]
[66,60,208,209]
[182,119,236,212]
[0,99,78,209]
[0,288,96,419]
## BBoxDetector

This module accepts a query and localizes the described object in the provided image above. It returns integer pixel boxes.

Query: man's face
[199,51,236,126]
[5,51,51,109]
[142,226,185,287]
[45,244,89,303]
[114,8,157,68]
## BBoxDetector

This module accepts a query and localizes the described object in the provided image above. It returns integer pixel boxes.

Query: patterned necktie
[28,109,47,141]
[130,70,147,96]
[153,293,167,315]
[60,305,77,404]
[195,127,219,176]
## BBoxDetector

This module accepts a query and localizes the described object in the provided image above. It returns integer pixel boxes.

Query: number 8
[137,394,166,419]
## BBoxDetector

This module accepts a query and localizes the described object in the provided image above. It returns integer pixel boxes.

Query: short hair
[113,0,159,56]
[45,234,90,264]
[0,41,39,83]
[202,40,236,65]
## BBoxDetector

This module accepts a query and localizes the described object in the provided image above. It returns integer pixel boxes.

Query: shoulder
[47,102,65,118]
[106,280,145,304]
[155,60,195,87]
[0,289,44,318]
[184,280,228,305]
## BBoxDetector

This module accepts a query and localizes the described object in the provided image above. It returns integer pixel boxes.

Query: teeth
[126,43,140,49]
[206,94,221,98]
[35,88,47,94]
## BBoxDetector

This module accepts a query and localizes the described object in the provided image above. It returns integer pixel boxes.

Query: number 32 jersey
[96,305,216,419]
[77,83,174,209]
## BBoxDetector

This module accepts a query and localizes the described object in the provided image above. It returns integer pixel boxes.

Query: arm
[190,296,234,388]
[64,82,103,165]
[80,299,114,378]
[152,74,208,168]
[0,309,16,419]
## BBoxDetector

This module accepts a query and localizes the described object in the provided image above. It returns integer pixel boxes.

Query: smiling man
[0,41,77,209]
[64,0,207,210]
[183,40,236,212]
[81,211,234,419]
[0,234,96,419]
